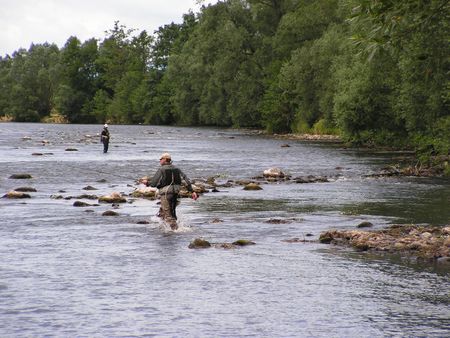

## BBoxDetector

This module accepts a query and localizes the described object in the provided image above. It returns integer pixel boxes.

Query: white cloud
[0,0,218,56]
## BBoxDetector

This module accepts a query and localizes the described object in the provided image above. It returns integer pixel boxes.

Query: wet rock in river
[102,210,119,216]
[82,185,98,191]
[294,175,329,183]
[263,167,286,178]
[188,238,256,249]
[73,201,91,207]
[319,225,450,260]
[357,221,374,228]
[282,237,316,243]
[9,174,32,179]
[243,182,262,190]
[3,190,31,199]
[232,239,256,246]
[188,238,212,249]
[75,194,98,200]
[98,192,127,203]
[131,187,157,199]
[65,148,78,151]
[235,179,253,186]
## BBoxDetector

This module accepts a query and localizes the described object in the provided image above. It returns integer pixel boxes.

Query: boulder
[263,167,286,178]
[102,210,119,216]
[243,183,262,191]
[9,174,32,179]
[3,190,31,199]
[357,221,374,228]
[73,201,91,207]
[232,239,256,246]
[131,187,157,199]
[188,238,212,249]
[98,192,127,203]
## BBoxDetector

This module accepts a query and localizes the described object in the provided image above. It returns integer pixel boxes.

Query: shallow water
[0,123,449,337]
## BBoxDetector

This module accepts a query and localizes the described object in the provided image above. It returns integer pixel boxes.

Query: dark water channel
[0,123,449,337]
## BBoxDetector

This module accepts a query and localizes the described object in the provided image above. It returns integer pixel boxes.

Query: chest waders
[164,171,178,220]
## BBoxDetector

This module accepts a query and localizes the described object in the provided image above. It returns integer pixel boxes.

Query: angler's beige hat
[160,152,171,160]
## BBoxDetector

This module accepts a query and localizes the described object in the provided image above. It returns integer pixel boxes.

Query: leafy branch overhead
[0,0,448,161]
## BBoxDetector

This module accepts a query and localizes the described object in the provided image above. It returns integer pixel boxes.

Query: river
[0,123,449,337]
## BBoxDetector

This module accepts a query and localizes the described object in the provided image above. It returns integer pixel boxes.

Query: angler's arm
[178,170,192,192]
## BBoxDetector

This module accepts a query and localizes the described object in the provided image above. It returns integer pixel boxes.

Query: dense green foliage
[0,0,448,158]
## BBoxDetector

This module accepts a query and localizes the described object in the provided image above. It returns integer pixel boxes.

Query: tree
[5,44,60,122]
[55,36,99,123]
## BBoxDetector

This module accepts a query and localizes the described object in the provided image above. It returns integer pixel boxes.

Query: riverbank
[259,130,449,177]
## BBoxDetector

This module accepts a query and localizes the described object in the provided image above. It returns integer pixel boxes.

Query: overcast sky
[0,0,218,57]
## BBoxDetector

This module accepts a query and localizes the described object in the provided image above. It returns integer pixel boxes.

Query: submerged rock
[14,187,37,192]
[294,175,329,183]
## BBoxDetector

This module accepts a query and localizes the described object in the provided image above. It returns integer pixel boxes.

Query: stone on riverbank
[319,225,450,261]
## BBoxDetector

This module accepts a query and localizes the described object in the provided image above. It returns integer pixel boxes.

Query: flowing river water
[0,123,449,337]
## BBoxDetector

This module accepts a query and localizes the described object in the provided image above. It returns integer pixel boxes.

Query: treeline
[0,0,448,156]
